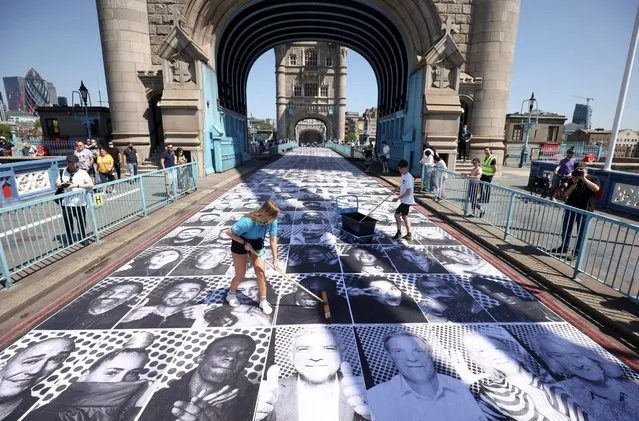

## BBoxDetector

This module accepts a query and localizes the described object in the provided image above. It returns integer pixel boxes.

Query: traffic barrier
[433,168,639,301]
[0,162,198,288]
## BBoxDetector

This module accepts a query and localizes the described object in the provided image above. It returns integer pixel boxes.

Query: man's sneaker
[260,299,273,315]
[226,292,240,307]
[392,232,402,240]
[403,234,413,241]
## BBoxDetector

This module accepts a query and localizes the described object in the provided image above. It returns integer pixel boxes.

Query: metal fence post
[421,165,426,192]
[138,175,148,217]
[596,143,604,161]
[572,214,593,280]
[0,242,13,289]
[171,167,178,201]
[86,191,101,243]
[192,161,199,191]
[503,193,517,240]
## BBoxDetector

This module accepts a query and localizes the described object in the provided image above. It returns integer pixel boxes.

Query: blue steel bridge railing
[428,168,639,301]
[0,162,198,288]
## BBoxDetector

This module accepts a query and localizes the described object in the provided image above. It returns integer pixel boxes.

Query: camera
[572,169,584,177]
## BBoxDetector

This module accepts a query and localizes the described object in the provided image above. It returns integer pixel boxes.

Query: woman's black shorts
[231,237,264,255]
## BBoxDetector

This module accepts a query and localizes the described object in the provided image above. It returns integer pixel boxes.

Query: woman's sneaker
[226,292,240,307]
[260,299,273,315]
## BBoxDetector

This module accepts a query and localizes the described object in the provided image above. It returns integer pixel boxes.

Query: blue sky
[1,0,638,128]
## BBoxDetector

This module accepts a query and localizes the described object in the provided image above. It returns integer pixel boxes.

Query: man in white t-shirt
[56,154,94,246]
[74,140,95,179]
[380,141,391,173]
[394,159,415,241]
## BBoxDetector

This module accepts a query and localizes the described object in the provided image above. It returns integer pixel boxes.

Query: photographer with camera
[56,154,94,246]
[549,148,576,201]
[550,162,600,258]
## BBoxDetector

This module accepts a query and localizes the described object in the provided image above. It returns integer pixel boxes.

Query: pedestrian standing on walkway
[74,140,95,180]
[419,148,435,192]
[97,147,116,184]
[479,147,497,204]
[225,200,280,315]
[393,160,415,241]
[433,154,448,201]
[56,154,94,246]
[161,144,176,197]
[549,148,576,201]
[161,144,175,169]
[466,158,483,216]
[458,124,472,162]
[380,141,390,173]
[123,142,139,176]
[107,140,122,179]
[175,147,192,191]
[550,163,600,259]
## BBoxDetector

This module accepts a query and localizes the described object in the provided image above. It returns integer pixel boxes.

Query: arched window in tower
[325,56,333,67]
[304,49,318,66]
[289,54,297,66]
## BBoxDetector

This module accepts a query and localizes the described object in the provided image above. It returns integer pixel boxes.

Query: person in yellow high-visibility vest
[479,148,497,205]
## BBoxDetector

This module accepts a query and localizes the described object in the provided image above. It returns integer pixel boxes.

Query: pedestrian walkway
[0,149,637,421]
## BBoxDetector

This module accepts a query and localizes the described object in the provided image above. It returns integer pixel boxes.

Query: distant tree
[344,132,358,143]
[254,121,275,131]
[0,123,12,139]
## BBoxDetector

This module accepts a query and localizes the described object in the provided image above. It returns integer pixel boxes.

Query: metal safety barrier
[432,168,639,301]
[0,162,198,288]
[326,143,354,157]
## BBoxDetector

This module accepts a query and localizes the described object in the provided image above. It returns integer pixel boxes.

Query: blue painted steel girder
[216,0,410,118]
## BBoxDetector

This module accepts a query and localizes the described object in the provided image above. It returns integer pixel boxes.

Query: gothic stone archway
[97,0,521,173]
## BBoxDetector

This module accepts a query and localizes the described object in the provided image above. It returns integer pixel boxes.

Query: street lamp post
[72,81,92,139]
[519,92,538,168]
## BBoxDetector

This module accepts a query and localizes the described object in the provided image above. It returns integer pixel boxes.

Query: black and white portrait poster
[397,274,495,323]
[36,277,163,330]
[286,245,341,273]
[136,328,270,421]
[273,273,352,325]
[342,274,426,324]
[383,245,448,274]
[111,246,189,277]
[156,226,209,247]
[428,245,503,277]
[115,277,213,329]
[170,245,233,276]
[337,245,395,274]
[255,326,369,421]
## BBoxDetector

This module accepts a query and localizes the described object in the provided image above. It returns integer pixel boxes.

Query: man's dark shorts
[395,203,411,216]
[381,156,388,162]
[231,237,264,255]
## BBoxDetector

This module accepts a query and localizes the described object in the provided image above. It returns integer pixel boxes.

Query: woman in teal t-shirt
[225,200,280,314]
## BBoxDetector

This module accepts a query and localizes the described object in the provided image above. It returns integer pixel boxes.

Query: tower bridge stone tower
[275,42,346,143]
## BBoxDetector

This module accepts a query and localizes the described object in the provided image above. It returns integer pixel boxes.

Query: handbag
[54,169,66,205]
